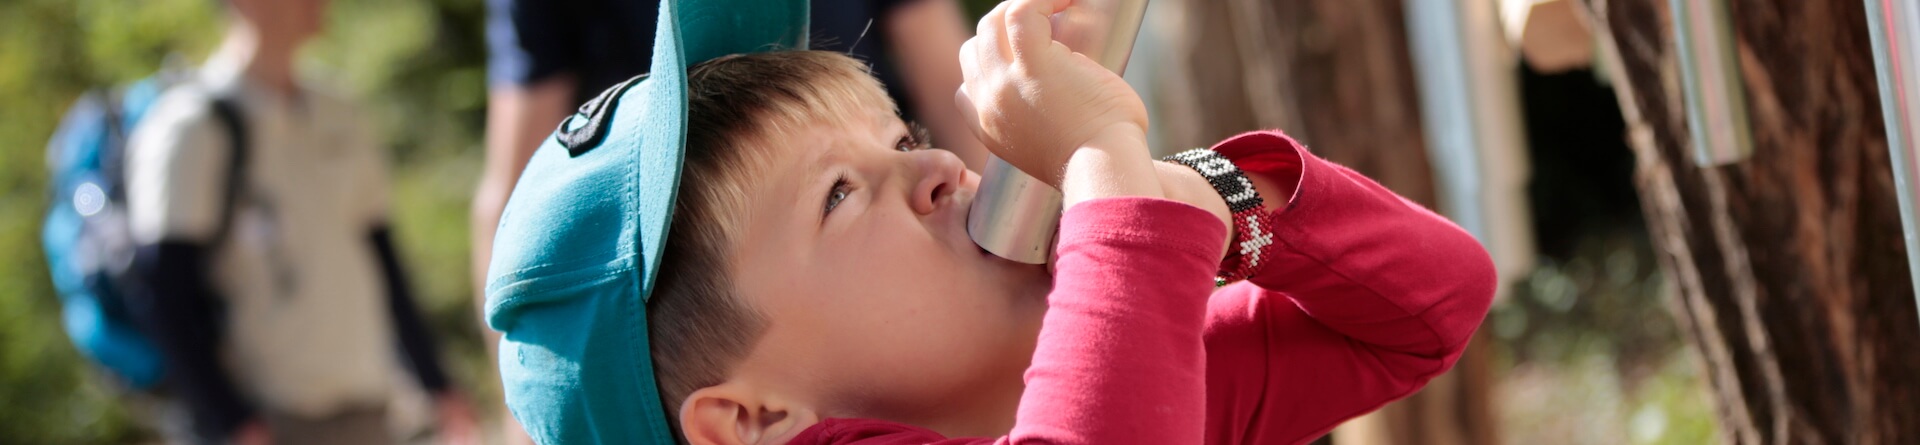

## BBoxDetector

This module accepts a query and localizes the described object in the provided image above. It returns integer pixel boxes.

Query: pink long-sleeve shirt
[789,131,1498,445]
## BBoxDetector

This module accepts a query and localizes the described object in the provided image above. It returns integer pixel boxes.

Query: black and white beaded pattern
[1164,149,1262,213]
[1163,148,1276,280]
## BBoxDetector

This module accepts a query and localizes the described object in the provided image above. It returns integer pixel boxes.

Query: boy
[125,0,475,443]
[483,0,1495,444]
[476,2,977,441]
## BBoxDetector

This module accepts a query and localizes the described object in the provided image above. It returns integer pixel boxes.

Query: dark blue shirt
[487,0,921,116]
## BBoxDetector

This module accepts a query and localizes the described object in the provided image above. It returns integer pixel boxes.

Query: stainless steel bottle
[967,0,1151,264]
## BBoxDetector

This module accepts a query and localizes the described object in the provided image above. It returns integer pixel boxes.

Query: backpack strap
[206,98,249,249]
[98,89,130,201]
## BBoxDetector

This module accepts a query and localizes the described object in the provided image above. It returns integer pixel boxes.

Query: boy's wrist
[1154,161,1234,256]
[1076,122,1150,158]
[1060,123,1158,208]
[1160,147,1279,281]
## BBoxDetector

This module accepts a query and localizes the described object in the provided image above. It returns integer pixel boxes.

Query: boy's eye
[824,177,851,216]
[896,121,932,152]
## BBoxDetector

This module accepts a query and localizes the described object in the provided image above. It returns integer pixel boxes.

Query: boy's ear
[679,384,820,445]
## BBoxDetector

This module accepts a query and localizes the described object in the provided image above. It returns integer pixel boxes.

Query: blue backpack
[41,72,249,390]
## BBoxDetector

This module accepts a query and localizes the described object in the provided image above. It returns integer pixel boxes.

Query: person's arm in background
[470,71,569,445]
[476,1,580,443]
[884,0,989,171]
[471,77,574,310]
[372,226,481,445]
[341,101,482,444]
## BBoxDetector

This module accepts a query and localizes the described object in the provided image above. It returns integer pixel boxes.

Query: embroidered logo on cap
[556,74,647,156]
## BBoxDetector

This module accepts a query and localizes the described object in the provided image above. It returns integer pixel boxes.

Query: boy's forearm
[1216,131,1495,360]
[1011,198,1225,444]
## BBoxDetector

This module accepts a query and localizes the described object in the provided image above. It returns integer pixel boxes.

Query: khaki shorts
[264,405,391,445]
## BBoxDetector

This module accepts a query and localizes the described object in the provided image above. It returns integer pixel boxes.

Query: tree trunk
[1155,1,1494,444]
[1156,0,1437,207]
[1585,0,1920,443]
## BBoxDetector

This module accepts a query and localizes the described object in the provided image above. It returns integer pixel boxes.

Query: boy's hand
[956,0,1151,187]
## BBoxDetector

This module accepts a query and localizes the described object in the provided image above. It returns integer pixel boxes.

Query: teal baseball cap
[482,0,807,443]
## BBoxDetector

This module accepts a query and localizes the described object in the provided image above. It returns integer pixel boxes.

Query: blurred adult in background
[124,0,478,443]
[472,0,976,440]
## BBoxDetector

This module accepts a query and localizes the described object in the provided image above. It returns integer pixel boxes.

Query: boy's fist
[956,0,1150,187]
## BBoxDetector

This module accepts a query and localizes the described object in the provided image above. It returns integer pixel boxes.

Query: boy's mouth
[952,170,1037,265]
[948,184,997,259]
[955,188,1040,266]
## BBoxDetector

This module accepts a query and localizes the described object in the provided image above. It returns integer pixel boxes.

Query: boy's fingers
[976,0,1009,41]
[956,42,975,93]
[958,38,980,80]
[976,1,1012,66]
[955,41,978,111]
[962,34,1009,99]
[1006,0,1071,60]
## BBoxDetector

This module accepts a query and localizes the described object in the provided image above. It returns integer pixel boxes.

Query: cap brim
[484,0,809,443]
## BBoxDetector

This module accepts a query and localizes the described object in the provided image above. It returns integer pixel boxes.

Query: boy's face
[726,102,1050,432]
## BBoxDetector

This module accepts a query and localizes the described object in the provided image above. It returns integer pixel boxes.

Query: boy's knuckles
[981,1,1009,27]
[1003,64,1032,82]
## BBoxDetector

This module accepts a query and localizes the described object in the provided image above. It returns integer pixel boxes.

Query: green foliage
[1490,230,1719,444]
[0,1,219,442]
[0,0,491,442]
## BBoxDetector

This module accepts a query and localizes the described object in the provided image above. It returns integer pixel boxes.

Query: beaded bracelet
[1163,148,1276,282]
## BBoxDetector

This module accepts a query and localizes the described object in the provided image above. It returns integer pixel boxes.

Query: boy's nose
[909,148,968,216]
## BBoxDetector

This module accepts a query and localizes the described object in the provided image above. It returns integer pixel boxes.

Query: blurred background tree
[1587,0,1920,442]
[0,0,493,442]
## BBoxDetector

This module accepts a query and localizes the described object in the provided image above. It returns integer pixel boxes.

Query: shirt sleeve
[872,0,930,16]
[1201,130,1498,444]
[126,88,230,245]
[486,0,574,86]
[369,226,450,393]
[789,198,1229,445]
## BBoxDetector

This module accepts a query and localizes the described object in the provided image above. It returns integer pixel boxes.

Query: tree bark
[1156,1,1493,444]
[1585,0,1920,443]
